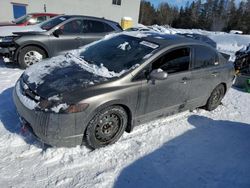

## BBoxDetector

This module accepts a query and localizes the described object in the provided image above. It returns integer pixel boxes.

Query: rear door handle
[211,72,218,77]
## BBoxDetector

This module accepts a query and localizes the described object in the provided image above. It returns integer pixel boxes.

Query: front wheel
[18,46,47,69]
[205,84,225,111]
[85,106,128,149]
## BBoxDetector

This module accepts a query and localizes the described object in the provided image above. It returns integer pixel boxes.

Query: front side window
[13,14,31,24]
[59,19,82,34]
[112,0,121,5]
[152,48,190,74]
[193,46,218,69]
[80,35,159,73]
[41,16,71,31]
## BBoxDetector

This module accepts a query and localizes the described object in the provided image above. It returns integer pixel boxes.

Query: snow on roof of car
[121,31,203,48]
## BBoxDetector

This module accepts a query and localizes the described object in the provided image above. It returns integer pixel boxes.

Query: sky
[149,0,197,7]
[149,0,244,8]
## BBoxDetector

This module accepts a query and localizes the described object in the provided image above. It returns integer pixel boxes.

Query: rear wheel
[18,46,47,69]
[85,106,128,149]
[205,84,225,111]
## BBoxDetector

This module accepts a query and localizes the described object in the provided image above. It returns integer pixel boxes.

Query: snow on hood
[24,52,127,87]
[0,24,45,37]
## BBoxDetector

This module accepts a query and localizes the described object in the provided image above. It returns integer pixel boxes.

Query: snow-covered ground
[0,30,250,187]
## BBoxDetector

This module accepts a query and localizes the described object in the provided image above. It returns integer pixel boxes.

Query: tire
[205,84,225,111]
[18,46,47,69]
[85,106,128,149]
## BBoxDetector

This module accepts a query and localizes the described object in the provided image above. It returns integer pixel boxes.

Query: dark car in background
[0,15,122,68]
[0,13,58,27]
[13,32,235,149]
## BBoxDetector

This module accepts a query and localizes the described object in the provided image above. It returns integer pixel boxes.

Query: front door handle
[211,72,218,77]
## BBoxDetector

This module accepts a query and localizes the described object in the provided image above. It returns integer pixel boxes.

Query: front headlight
[0,37,3,42]
[38,99,89,113]
[64,103,89,113]
[2,36,15,43]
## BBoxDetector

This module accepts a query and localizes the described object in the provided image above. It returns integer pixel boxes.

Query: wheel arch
[84,101,134,136]
[14,43,50,61]
[221,82,227,93]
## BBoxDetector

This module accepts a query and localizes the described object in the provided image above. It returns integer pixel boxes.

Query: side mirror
[53,29,63,38]
[149,69,168,80]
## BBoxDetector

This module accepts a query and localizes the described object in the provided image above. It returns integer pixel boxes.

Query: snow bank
[148,25,250,55]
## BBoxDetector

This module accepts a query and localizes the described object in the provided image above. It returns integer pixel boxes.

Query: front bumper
[0,46,16,61]
[13,84,88,147]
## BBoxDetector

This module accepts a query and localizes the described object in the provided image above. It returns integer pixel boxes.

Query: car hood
[22,53,123,103]
[0,25,44,37]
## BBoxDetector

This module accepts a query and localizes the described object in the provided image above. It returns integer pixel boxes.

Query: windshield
[40,16,70,31]
[14,14,32,24]
[80,35,159,73]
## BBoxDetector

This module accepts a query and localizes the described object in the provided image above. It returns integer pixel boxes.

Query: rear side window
[83,20,114,33]
[152,47,191,74]
[36,16,46,24]
[59,19,82,34]
[193,46,218,69]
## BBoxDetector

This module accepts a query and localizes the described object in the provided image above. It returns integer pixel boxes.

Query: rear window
[193,46,218,69]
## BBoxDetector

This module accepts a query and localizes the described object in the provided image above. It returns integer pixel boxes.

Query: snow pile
[149,25,250,55]
[0,25,45,36]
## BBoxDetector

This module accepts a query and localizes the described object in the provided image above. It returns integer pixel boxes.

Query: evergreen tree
[139,0,250,34]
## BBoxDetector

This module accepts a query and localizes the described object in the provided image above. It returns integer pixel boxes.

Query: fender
[14,41,52,61]
[81,99,135,136]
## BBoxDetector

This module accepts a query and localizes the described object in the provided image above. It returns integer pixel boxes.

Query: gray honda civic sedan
[13,32,235,149]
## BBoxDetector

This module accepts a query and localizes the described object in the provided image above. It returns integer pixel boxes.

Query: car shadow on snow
[0,87,46,149]
[114,115,250,188]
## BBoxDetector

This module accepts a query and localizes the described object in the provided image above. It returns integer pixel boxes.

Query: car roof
[57,15,120,24]
[130,32,213,49]
[28,13,59,16]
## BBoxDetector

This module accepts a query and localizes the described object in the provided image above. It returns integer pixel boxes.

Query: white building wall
[0,0,141,25]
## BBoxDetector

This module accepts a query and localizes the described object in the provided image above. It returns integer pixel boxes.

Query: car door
[49,19,84,56]
[136,47,192,120]
[77,19,116,47]
[188,45,221,106]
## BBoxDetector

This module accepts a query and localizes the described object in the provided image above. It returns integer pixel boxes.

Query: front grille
[36,113,50,136]
[20,79,41,102]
